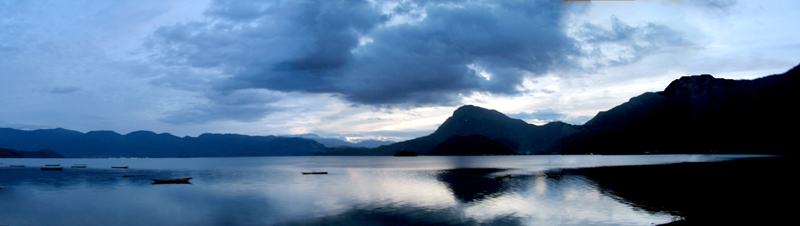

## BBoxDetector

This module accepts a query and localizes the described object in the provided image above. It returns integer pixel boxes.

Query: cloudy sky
[1,0,798,142]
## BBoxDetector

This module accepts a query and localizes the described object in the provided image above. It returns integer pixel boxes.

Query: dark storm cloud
[332,0,581,105]
[146,0,693,112]
[146,0,584,107]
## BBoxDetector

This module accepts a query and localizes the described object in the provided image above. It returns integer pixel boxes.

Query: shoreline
[559,156,797,225]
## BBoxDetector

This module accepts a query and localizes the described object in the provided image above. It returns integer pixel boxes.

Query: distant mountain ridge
[0,128,327,158]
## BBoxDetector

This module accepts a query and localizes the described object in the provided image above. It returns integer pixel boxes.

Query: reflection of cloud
[338,169,457,208]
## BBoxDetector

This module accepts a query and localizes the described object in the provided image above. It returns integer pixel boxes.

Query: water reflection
[0,155,767,226]
[435,168,517,203]
[558,157,797,225]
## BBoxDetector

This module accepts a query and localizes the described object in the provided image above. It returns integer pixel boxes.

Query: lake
[0,155,771,225]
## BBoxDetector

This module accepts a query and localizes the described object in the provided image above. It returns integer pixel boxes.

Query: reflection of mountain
[434,168,518,203]
[0,128,326,157]
[560,157,797,225]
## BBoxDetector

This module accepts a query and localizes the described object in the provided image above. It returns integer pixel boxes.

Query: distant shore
[559,155,797,225]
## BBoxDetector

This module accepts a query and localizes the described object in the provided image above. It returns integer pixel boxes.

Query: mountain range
[555,64,798,155]
[321,63,799,155]
[2,63,797,157]
[319,105,578,155]
[0,129,328,158]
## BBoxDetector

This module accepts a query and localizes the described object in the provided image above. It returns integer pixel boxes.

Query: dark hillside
[553,63,800,154]
[0,148,65,158]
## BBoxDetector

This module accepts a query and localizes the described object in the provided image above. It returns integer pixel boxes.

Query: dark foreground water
[0,155,772,226]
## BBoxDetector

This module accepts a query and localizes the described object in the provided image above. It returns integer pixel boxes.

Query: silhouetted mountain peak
[450,105,521,122]
[659,74,737,98]
[317,105,579,155]
[435,105,531,136]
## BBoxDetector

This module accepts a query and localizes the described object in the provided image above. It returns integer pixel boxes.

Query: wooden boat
[45,164,60,166]
[123,175,144,177]
[41,167,63,171]
[152,177,192,184]
[10,165,24,167]
[111,166,129,169]
[302,172,328,175]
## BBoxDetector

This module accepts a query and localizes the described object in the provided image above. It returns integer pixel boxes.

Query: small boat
[111,166,129,169]
[10,165,24,167]
[45,164,60,166]
[123,175,144,177]
[41,167,63,171]
[152,177,192,184]
[71,165,87,168]
[302,172,328,175]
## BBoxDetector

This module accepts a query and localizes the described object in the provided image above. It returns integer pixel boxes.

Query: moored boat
[10,165,24,167]
[111,166,129,169]
[152,177,193,184]
[41,167,63,171]
[302,172,328,175]
[71,165,87,168]
[45,164,60,166]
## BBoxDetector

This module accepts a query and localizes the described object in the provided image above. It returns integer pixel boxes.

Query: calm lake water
[0,155,767,226]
